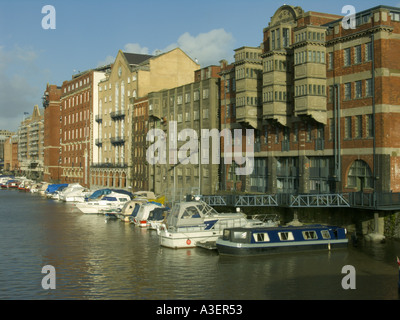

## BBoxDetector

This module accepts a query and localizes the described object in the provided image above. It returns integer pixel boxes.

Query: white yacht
[75,191,131,214]
[59,184,89,202]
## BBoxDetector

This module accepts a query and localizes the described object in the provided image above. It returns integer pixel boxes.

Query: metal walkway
[200,193,350,208]
[200,192,400,210]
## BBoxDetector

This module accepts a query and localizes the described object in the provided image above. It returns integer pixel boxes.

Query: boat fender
[186,239,191,245]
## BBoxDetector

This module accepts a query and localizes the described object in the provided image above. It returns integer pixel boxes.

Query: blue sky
[1,0,399,131]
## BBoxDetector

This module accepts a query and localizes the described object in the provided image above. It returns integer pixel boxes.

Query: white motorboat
[102,199,147,222]
[75,191,132,214]
[157,200,262,249]
[58,184,89,202]
[130,202,165,227]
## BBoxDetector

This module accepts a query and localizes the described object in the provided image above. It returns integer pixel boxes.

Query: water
[1,190,399,300]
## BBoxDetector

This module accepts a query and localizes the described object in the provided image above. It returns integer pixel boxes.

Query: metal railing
[199,192,400,210]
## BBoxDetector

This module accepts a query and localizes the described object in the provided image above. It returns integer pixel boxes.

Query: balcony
[294,95,327,124]
[91,162,128,169]
[263,101,290,126]
[95,139,102,147]
[235,105,259,129]
[110,136,125,145]
[110,110,125,120]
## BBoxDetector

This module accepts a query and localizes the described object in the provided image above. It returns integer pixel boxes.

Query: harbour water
[1,190,399,300]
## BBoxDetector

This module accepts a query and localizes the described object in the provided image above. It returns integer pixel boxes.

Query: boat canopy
[111,189,134,199]
[166,201,218,227]
[148,207,169,221]
[46,184,68,193]
[132,191,156,199]
[120,200,147,215]
[87,189,112,200]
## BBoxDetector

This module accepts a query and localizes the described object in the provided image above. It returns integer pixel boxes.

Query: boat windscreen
[88,189,112,199]
[131,203,141,217]
[148,208,168,221]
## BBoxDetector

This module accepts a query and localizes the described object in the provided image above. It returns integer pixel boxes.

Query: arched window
[347,160,373,191]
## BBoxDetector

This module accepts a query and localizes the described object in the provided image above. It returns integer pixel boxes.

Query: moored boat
[130,202,165,227]
[100,199,146,222]
[147,207,170,230]
[75,191,132,214]
[58,184,89,202]
[5,179,20,189]
[157,200,268,249]
[215,224,348,256]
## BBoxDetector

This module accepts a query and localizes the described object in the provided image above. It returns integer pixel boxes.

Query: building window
[365,42,372,61]
[365,78,373,97]
[276,28,280,49]
[355,115,362,138]
[329,118,334,141]
[283,28,290,48]
[344,48,351,66]
[347,160,373,190]
[366,114,374,138]
[344,83,352,100]
[328,86,334,103]
[390,12,400,21]
[345,116,352,139]
[271,30,275,50]
[354,45,362,64]
[355,81,362,98]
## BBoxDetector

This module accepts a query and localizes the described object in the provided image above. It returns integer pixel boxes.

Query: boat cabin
[221,225,347,245]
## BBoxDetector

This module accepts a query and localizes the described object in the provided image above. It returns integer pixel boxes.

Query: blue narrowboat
[216,224,348,256]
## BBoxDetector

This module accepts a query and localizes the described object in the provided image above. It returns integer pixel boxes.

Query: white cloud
[123,43,150,55]
[157,29,235,66]
[97,55,115,67]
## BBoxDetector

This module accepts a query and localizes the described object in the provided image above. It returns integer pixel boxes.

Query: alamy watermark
[41,265,56,290]
[146,122,255,175]
[41,5,56,30]
[342,5,356,30]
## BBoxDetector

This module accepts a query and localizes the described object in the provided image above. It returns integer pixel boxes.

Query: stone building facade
[18,105,45,180]
[148,65,221,200]
[91,48,200,189]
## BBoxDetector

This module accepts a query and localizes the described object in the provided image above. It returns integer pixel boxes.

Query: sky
[1,0,400,131]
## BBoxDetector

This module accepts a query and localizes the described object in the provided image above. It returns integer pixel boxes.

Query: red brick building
[221,5,400,198]
[132,96,149,191]
[43,84,62,183]
[59,67,107,187]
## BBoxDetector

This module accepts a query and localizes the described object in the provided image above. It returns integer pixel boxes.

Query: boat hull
[159,228,219,249]
[216,239,348,256]
[216,224,349,256]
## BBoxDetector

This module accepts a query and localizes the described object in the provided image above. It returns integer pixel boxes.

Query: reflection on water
[0,190,399,300]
